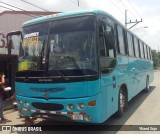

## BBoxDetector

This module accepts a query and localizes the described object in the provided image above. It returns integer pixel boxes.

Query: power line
[20,0,49,12]
[81,0,89,6]
[110,0,132,21]
[125,0,148,36]
[0,4,14,11]
[127,0,142,19]
[123,0,152,47]
[0,1,42,17]
[0,4,37,18]
[120,0,137,20]
[70,0,87,10]
[79,0,90,9]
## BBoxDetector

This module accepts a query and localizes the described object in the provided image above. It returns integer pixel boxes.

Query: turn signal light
[88,100,96,106]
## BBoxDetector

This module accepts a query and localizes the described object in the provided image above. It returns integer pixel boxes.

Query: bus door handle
[112,76,116,88]
[113,82,116,88]
[112,76,116,81]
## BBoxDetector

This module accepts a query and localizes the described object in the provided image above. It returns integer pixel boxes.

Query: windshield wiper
[49,61,69,81]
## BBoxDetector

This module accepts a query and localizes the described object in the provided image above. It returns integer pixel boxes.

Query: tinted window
[127,32,134,56]
[146,46,150,60]
[50,16,95,34]
[22,22,50,70]
[117,26,126,55]
[100,23,116,74]
[139,41,144,59]
[104,25,115,58]
[143,44,147,59]
[133,37,139,57]
[150,48,152,60]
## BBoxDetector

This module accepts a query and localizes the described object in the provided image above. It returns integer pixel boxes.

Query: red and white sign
[0,33,20,55]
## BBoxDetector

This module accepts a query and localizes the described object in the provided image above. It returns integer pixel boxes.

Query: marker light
[88,100,96,106]
[78,103,86,110]
[24,102,30,107]
[19,100,23,104]
[67,104,75,110]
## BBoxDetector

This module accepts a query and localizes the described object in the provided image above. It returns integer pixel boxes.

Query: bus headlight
[24,102,30,107]
[67,104,75,110]
[19,100,23,104]
[77,103,86,110]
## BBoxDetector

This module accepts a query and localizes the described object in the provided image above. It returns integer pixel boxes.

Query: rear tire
[144,76,150,93]
[116,88,128,117]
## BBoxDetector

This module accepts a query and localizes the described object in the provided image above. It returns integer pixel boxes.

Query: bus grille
[32,103,64,111]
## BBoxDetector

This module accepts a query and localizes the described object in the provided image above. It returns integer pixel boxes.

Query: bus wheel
[116,88,128,117]
[144,77,149,93]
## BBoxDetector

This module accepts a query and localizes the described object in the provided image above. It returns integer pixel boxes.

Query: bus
[7,10,153,123]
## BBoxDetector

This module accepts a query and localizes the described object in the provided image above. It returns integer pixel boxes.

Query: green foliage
[152,50,160,69]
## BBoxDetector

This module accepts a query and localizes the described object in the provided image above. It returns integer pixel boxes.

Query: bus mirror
[6,31,22,56]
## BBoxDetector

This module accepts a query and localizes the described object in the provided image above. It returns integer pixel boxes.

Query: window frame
[117,25,126,55]
[133,37,140,58]
[126,32,134,57]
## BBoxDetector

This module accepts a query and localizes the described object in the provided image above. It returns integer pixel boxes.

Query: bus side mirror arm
[6,31,22,42]
[6,30,22,55]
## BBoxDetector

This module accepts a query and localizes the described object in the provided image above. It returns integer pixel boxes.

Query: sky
[0,0,159,50]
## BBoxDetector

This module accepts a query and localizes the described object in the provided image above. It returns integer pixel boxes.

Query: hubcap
[120,91,125,111]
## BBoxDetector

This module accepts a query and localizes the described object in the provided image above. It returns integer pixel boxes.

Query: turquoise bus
[8,10,153,123]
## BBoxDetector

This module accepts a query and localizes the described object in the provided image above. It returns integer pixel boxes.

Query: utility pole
[125,10,127,28]
[125,10,142,29]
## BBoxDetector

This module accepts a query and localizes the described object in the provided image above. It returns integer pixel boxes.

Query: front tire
[116,88,128,117]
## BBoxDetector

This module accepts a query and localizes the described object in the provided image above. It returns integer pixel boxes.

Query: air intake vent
[32,103,64,111]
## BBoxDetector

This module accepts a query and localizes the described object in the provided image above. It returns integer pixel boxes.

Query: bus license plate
[71,114,83,120]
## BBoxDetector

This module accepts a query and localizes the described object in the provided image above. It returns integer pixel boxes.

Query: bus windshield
[19,22,49,71]
[19,15,98,76]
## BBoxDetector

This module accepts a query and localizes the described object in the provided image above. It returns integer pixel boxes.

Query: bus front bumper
[16,93,103,123]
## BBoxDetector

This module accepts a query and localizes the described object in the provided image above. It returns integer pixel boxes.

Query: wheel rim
[119,91,125,111]
[146,78,149,91]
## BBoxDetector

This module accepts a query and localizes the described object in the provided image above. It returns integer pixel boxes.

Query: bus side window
[139,41,144,59]
[150,48,152,60]
[144,44,147,59]
[127,32,134,57]
[117,25,126,55]
[146,46,150,60]
[104,25,115,58]
[134,37,140,58]
[99,23,116,74]
[143,43,146,59]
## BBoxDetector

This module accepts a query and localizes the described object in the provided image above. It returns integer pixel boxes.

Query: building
[0,11,58,97]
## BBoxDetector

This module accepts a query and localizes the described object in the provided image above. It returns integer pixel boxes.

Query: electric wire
[20,0,49,12]
[125,0,148,39]
[79,0,90,9]
[0,4,37,18]
[70,0,87,10]
[110,0,132,21]
[0,1,42,17]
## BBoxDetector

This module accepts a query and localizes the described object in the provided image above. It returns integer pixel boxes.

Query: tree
[152,50,160,69]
